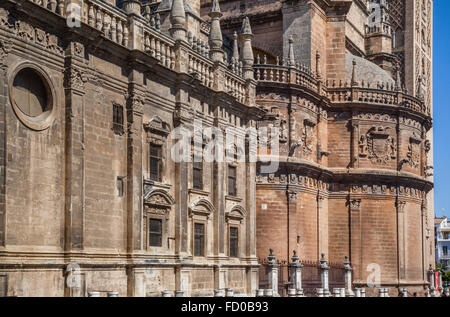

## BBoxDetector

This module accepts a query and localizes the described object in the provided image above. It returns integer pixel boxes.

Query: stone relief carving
[64,67,88,91]
[0,38,12,75]
[279,119,287,143]
[301,119,316,157]
[359,127,396,164]
[0,9,63,55]
[407,133,422,169]
[348,198,361,211]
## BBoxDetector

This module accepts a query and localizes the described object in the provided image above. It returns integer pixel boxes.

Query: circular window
[13,68,48,117]
[9,65,56,131]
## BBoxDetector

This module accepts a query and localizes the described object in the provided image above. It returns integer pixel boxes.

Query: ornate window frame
[143,187,175,251]
[225,205,247,259]
[144,116,170,184]
[189,198,215,258]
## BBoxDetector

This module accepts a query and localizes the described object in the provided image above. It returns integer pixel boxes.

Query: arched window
[189,199,216,258]
[143,188,175,250]
[226,205,247,259]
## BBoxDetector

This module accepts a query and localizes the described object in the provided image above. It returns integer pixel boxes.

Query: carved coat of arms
[359,126,396,164]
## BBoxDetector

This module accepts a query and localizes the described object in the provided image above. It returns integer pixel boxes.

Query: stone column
[348,197,362,283]
[267,249,279,296]
[396,198,407,282]
[0,38,11,248]
[63,42,89,256]
[316,288,324,297]
[162,291,174,297]
[175,266,191,297]
[256,289,264,297]
[428,265,435,292]
[343,256,354,297]
[214,289,225,297]
[333,288,341,297]
[126,78,144,252]
[319,253,330,293]
[264,289,274,297]
[127,268,146,297]
[289,251,303,292]
[287,192,298,262]
[214,265,226,291]
[399,288,408,297]
[175,291,184,297]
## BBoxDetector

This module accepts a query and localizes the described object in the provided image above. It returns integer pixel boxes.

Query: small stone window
[228,165,237,197]
[229,227,239,258]
[194,223,205,257]
[112,103,124,135]
[150,143,163,182]
[149,218,163,247]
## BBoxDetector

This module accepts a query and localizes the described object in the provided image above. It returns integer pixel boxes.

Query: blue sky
[433,0,450,218]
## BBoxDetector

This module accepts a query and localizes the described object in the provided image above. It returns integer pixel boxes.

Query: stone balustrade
[188,51,215,88]
[254,64,318,93]
[327,86,429,117]
[83,0,130,47]
[25,0,251,105]
[143,27,176,70]
[31,0,65,15]
[224,71,246,104]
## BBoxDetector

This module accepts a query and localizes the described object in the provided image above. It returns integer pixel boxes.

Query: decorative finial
[351,59,357,87]
[239,16,254,80]
[208,0,224,62]
[288,35,295,66]
[169,0,187,41]
[417,75,424,100]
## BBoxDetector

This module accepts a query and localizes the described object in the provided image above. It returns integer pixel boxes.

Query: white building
[435,217,450,272]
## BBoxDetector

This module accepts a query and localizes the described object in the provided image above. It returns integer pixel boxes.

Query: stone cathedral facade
[0,0,434,297]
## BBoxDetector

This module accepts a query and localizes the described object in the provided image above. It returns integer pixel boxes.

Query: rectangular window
[194,223,205,257]
[150,144,162,182]
[193,161,203,190]
[230,227,239,258]
[149,218,162,247]
[444,246,448,256]
[112,104,124,134]
[117,177,124,197]
[228,166,237,197]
